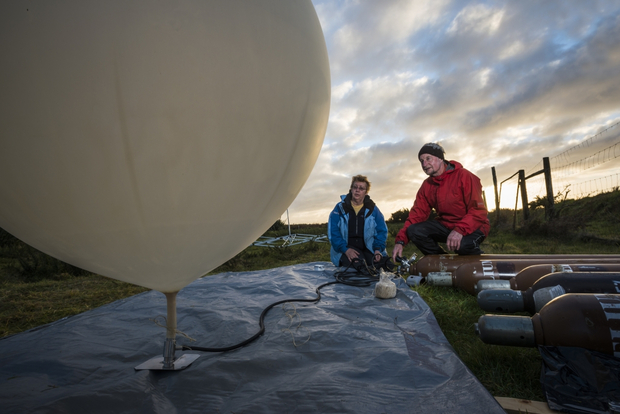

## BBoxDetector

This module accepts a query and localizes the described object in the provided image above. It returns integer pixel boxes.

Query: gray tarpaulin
[0,262,505,413]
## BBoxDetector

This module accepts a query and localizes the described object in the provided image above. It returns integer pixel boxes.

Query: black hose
[332,258,381,286]
[180,280,338,353]
[180,259,394,353]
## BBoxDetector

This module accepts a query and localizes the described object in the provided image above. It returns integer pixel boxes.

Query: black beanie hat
[418,142,445,160]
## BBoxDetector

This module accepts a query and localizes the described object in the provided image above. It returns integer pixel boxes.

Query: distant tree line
[0,227,88,280]
[387,208,437,223]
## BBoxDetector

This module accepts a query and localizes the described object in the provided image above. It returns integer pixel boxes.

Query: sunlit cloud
[447,4,504,36]
[285,1,620,224]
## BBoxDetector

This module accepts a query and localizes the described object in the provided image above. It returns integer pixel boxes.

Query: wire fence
[550,121,619,198]
[496,120,620,216]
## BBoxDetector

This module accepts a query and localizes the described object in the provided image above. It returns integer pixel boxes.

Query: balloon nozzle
[134,291,200,371]
[163,338,176,369]
[396,253,417,276]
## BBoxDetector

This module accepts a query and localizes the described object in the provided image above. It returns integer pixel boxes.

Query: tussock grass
[0,276,147,338]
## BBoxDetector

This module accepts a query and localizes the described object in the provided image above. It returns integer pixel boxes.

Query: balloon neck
[165,291,178,340]
[163,291,179,369]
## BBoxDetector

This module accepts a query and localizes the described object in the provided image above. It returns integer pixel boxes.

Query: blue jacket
[328,194,388,266]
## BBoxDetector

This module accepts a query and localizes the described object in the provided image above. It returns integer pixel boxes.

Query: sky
[283,0,620,224]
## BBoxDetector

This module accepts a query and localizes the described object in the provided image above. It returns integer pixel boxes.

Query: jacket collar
[341,193,375,216]
[429,160,461,184]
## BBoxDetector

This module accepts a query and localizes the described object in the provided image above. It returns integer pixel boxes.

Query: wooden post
[543,157,554,220]
[519,170,529,221]
[492,167,500,223]
[513,183,519,230]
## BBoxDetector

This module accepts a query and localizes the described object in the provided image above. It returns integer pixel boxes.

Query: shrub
[388,208,410,223]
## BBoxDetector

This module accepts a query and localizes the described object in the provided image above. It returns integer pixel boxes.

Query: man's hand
[392,243,403,262]
[345,248,359,261]
[446,230,463,251]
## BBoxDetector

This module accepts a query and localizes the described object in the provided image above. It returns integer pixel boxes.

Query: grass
[0,275,148,338]
[1,189,620,401]
[417,284,544,399]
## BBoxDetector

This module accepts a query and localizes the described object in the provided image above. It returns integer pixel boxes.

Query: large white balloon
[0,0,330,293]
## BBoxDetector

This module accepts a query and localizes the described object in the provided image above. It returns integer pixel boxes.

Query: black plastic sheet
[540,345,620,413]
[0,262,505,413]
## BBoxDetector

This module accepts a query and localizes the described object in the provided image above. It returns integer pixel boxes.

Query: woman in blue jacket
[328,175,388,268]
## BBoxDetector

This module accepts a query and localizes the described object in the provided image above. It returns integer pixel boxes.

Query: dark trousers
[406,220,485,255]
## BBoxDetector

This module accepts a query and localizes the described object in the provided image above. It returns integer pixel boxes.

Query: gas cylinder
[476,263,620,293]
[477,272,620,313]
[410,254,620,276]
[432,257,620,295]
[475,293,620,357]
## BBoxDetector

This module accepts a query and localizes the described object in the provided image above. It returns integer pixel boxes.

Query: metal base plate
[134,353,200,371]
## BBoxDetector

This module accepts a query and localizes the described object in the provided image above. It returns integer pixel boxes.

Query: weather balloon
[0,0,330,293]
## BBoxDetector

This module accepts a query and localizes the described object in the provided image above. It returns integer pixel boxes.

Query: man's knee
[406,221,431,241]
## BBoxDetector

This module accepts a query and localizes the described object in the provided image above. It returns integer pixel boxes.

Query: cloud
[446,3,504,36]
[291,1,620,223]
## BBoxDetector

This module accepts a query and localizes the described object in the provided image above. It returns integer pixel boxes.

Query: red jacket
[396,161,490,243]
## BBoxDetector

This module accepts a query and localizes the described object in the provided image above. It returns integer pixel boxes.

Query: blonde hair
[350,175,371,192]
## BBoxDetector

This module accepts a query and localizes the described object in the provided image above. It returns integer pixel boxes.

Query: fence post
[513,183,519,230]
[518,169,529,221]
[543,157,554,220]
[492,166,500,223]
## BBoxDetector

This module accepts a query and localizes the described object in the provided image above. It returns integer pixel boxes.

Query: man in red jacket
[391,143,490,259]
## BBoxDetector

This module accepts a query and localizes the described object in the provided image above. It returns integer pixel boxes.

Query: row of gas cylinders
[405,254,620,357]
